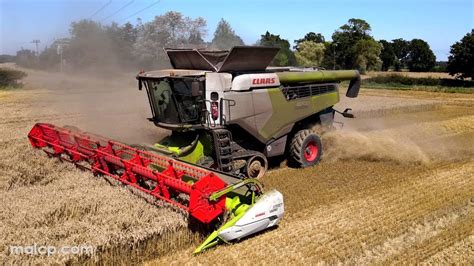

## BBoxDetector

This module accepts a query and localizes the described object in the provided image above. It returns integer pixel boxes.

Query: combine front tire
[289,129,322,167]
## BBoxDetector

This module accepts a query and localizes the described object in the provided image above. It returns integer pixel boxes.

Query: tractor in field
[27,46,359,253]
[136,46,360,179]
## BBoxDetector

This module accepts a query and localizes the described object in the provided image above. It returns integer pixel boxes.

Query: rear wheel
[289,129,322,167]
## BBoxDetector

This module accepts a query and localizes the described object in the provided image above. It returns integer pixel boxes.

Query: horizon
[1,0,473,61]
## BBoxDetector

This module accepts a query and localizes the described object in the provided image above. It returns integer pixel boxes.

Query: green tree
[406,39,436,72]
[330,18,380,71]
[187,17,207,46]
[133,12,207,68]
[66,20,115,69]
[15,49,37,68]
[258,31,296,66]
[321,42,336,69]
[295,41,326,66]
[379,40,396,71]
[447,30,474,79]
[210,19,244,50]
[338,18,371,39]
[105,22,138,69]
[38,45,60,70]
[391,38,410,70]
[294,32,325,50]
[354,39,382,72]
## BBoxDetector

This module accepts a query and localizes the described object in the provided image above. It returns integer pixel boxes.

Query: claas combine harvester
[28,46,360,253]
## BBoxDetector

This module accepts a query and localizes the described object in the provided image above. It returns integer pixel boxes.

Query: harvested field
[148,102,474,265]
[1,65,473,264]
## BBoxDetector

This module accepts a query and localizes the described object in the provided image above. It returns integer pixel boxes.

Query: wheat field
[1,65,473,264]
[0,71,198,264]
[147,104,474,264]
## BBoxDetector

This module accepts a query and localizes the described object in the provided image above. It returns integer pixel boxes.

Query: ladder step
[212,129,234,172]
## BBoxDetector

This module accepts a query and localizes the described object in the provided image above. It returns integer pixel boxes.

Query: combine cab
[137,46,360,178]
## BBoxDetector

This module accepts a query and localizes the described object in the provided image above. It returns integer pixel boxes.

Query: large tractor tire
[289,129,322,168]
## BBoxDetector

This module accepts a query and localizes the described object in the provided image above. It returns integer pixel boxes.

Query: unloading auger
[27,123,284,253]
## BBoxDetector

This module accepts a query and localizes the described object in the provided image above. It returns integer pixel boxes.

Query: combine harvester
[28,46,360,253]
[136,46,360,178]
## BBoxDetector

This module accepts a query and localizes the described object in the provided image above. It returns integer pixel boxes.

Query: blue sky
[1,0,473,60]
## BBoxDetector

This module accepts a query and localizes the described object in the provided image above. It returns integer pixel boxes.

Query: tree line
[10,12,474,79]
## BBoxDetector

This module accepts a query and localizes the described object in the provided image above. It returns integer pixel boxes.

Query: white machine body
[218,190,284,241]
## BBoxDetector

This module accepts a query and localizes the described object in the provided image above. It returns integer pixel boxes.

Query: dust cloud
[322,106,474,165]
[323,130,430,164]
[21,67,169,145]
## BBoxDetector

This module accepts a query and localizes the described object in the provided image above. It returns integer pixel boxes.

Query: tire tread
[289,129,321,167]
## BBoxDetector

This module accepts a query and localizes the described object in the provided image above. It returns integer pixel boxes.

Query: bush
[364,74,474,87]
[0,68,27,88]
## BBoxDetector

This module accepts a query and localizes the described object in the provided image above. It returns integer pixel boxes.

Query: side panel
[258,88,339,142]
[252,89,275,141]
[225,88,339,144]
[231,73,280,91]
[206,72,232,91]
[222,91,257,135]
[264,135,287,157]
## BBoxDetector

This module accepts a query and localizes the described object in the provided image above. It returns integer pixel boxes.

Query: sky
[1,0,473,61]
